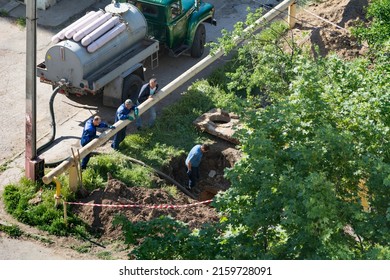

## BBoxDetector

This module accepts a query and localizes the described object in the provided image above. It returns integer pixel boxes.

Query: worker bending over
[80,115,114,169]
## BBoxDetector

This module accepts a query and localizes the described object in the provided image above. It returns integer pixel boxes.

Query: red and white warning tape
[65,199,213,209]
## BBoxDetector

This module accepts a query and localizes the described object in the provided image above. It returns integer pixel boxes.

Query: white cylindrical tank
[51,11,97,43]
[65,10,104,39]
[87,23,126,53]
[43,3,147,89]
[73,13,112,42]
[81,16,120,47]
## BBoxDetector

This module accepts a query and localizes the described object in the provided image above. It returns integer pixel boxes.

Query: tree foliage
[352,0,390,48]
[217,52,389,259]
[117,3,390,259]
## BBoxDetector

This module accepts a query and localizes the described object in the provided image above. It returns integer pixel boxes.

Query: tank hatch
[105,1,130,14]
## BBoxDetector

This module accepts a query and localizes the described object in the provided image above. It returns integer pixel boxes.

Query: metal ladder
[150,50,159,70]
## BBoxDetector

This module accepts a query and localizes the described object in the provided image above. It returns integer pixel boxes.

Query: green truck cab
[130,0,217,57]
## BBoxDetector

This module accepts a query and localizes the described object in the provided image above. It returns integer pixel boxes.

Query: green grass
[120,80,241,167]
[0,224,23,238]
[161,185,180,199]
[24,232,54,244]
[16,17,26,28]
[71,244,92,254]
[2,177,90,237]
[0,162,9,172]
[82,152,156,190]
[0,9,8,17]
[96,251,114,260]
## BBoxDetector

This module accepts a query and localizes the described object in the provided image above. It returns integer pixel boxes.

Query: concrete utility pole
[26,0,44,181]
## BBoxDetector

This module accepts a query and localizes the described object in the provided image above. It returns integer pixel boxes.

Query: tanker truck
[36,0,216,107]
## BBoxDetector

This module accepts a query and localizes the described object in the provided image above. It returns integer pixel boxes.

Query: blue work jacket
[115,103,136,122]
[80,118,108,146]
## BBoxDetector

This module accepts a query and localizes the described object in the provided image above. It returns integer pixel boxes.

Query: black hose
[37,86,70,167]
[44,157,69,168]
[37,86,60,155]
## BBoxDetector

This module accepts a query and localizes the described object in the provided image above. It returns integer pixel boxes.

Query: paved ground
[0,0,97,27]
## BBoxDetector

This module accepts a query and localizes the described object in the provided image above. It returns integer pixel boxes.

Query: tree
[116,3,390,260]
[352,0,390,48]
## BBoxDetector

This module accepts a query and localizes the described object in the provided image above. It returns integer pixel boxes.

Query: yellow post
[69,163,79,192]
[53,177,62,207]
[288,2,296,29]
[70,148,83,192]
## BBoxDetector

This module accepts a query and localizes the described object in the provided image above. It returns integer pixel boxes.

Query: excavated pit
[72,108,242,239]
[72,141,241,239]
[162,141,241,201]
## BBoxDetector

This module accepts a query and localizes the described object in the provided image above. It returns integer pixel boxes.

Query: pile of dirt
[291,0,369,59]
[72,179,219,239]
[72,140,241,240]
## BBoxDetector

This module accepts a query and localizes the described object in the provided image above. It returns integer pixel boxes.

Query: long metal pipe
[42,0,296,184]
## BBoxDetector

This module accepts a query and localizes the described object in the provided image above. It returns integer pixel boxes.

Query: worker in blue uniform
[111,99,139,150]
[136,78,158,130]
[185,143,210,189]
[80,115,114,169]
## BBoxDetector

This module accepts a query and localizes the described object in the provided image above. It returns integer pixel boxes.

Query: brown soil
[72,179,220,240]
[73,140,240,240]
[291,0,369,59]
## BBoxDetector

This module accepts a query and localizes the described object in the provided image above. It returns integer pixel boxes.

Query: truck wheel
[122,74,143,104]
[191,24,206,58]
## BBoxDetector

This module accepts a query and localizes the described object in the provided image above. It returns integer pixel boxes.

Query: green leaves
[352,0,390,48]
[114,215,222,259]
[210,6,390,258]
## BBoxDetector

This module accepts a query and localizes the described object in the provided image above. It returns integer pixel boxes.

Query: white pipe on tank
[73,13,112,42]
[51,11,96,43]
[65,10,104,39]
[81,16,120,47]
[87,23,126,53]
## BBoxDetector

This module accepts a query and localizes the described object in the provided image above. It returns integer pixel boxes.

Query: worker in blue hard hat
[80,115,114,169]
[111,99,139,150]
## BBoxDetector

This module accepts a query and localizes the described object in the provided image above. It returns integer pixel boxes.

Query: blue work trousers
[136,106,156,128]
[80,141,90,169]
[188,166,200,188]
[111,127,127,150]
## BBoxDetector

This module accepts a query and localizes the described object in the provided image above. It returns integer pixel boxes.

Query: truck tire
[122,74,143,104]
[191,24,206,58]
